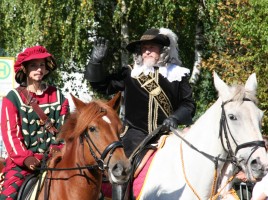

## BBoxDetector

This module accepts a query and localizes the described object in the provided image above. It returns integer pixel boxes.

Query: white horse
[133,72,268,200]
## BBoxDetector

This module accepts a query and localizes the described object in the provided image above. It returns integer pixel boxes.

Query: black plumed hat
[126,28,170,53]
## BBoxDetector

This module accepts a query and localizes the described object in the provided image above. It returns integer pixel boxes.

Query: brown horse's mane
[58,100,111,142]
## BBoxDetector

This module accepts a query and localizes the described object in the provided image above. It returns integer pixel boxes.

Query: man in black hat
[84,28,196,157]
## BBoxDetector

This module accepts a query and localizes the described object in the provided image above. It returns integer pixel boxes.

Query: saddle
[17,173,40,200]
[17,152,62,200]
[126,126,168,199]
[130,126,167,172]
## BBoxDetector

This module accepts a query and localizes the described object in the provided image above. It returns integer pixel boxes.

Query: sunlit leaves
[201,0,268,133]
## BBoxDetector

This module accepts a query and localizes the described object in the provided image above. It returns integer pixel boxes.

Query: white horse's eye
[228,114,237,120]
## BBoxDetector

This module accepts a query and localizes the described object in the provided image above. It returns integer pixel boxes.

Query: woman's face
[25,58,48,82]
[141,42,161,67]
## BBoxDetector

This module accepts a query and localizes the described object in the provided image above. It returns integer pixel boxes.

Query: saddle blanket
[133,151,156,198]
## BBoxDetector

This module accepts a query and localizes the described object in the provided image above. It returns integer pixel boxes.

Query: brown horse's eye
[89,126,96,132]
[119,127,125,134]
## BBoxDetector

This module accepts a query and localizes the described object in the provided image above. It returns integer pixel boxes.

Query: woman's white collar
[131,63,190,82]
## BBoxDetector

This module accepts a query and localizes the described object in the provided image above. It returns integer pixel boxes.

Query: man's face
[141,42,161,67]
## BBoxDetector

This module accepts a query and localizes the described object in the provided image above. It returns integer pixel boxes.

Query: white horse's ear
[213,71,230,99]
[245,73,257,93]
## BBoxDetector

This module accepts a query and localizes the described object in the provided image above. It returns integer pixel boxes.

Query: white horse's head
[213,71,268,181]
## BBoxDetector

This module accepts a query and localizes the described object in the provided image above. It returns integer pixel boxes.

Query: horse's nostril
[251,158,262,171]
[251,159,257,165]
[112,162,131,178]
[112,163,124,177]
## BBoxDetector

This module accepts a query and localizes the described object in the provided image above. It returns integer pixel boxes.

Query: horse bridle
[171,97,265,166]
[35,125,124,200]
[171,97,265,200]
[37,129,124,172]
[81,130,124,171]
[219,98,265,166]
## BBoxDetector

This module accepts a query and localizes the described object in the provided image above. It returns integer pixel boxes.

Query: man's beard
[143,57,157,68]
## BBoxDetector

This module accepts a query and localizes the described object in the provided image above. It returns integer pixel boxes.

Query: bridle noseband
[37,129,124,173]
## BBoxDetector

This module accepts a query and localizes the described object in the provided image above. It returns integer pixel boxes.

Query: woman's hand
[24,156,40,171]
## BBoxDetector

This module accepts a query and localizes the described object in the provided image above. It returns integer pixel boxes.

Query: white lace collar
[131,63,190,82]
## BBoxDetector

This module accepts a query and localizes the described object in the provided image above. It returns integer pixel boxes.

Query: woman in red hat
[0,46,69,199]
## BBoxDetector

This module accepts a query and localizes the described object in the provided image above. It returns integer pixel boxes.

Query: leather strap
[17,87,58,135]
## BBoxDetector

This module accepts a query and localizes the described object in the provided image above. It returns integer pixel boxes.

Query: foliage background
[0,0,267,133]
[200,0,268,133]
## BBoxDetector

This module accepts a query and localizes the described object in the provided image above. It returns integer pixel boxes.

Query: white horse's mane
[228,85,258,104]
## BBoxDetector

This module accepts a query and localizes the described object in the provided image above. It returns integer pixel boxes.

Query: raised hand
[91,37,109,63]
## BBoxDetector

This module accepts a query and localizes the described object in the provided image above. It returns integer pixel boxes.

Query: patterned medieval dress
[0,85,69,200]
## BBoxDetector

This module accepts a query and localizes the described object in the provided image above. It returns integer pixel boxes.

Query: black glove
[24,156,40,171]
[91,37,109,63]
[161,116,179,132]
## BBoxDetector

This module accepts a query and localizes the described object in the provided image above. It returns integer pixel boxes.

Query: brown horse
[36,93,131,200]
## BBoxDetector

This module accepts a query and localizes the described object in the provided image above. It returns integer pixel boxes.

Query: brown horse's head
[58,92,131,185]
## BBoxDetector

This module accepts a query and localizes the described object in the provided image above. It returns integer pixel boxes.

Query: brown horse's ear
[107,92,121,111]
[70,93,86,112]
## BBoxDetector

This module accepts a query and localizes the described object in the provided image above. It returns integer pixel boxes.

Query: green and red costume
[0,86,69,200]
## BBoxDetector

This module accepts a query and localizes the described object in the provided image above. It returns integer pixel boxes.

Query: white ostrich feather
[159,28,182,65]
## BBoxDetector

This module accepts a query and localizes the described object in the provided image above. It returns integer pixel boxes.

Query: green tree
[0,0,95,87]
[0,0,199,87]
[200,0,268,133]
[1,0,266,133]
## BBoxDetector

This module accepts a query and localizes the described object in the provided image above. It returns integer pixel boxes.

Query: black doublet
[91,65,195,134]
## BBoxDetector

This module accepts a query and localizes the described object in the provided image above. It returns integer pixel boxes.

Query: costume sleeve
[172,76,196,125]
[89,66,128,95]
[1,97,33,166]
